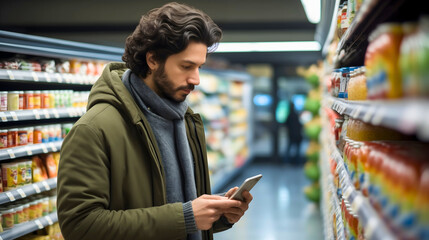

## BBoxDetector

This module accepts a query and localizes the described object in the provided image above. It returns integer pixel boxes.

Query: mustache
[177,85,195,91]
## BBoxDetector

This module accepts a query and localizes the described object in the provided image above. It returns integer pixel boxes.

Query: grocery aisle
[214,162,323,240]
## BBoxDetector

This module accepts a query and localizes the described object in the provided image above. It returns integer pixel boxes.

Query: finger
[210,199,241,209]
[242,191,253,203]
[223,207,244,215]
[224,187,239,198]
[224,213,240,224]
[200,194,226,200]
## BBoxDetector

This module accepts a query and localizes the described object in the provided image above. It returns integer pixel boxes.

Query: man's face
[152,41,207,102]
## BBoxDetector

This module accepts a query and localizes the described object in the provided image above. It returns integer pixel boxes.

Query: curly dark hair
[122,2,222,77]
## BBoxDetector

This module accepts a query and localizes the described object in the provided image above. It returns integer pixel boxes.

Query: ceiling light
[300,0,321,24]
[214,41,321,53]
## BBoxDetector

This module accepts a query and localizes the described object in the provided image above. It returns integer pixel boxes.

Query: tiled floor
[214,162,324,240]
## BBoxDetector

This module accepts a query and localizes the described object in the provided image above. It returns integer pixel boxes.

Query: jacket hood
[88,62,142,124]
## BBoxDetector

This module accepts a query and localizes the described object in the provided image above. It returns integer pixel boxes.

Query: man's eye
[182,65,192,70]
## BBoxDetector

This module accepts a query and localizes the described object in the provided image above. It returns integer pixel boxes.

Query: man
[57,2,252,240]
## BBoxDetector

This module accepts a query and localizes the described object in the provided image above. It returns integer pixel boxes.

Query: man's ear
[146,51,158,72]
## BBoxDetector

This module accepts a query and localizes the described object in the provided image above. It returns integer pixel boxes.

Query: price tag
[363,106,376,122]
[43,109,50,119]
[6,191,15,201]
[55,73,63,83]
[364,218,378,239]
[41,144,48,153]
[17,188,26,198]
[351,195,364,213]
[10,111,18,121]
[52,109,60,118]
[35,219,44,229]
[25,146,33,156]
[7,70,15,80]
[49,142,58,152]
[7,149,15,159]
[0,112,7,122]
[42,181,51,191]
[353,105,363,119]
[33,109,41,120]
[343,185,353,200]
[32,72,39,81]
[45,215,54,225]
[371,107,385,126]
[33,184,41,193]
[44,72,51,82]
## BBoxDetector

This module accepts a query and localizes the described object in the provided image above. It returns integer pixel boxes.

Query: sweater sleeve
[57,123,187,240]
[183,201,198,234]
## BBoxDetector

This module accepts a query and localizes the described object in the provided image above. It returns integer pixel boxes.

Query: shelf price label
[0,112,7,122]
[32,72,39,82]
[35,219,44,229]
[45,215,54,225]
[7,70,15,80]
[17,188,26,198]
[25,146,33,156]
[55,73,63,83]
[52,109,60,118]
[10,111,18,121]
[42,181,51,191]
[6,191,15,202]
[41,144,48,153]
[363,106,376,122]
[33,109,41,120]
[44,72,51,82]
[7,149,16,159]
[33,184,41,193]
[49,142,58,152]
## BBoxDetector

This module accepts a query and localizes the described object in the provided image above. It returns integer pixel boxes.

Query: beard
[152,63,194,103]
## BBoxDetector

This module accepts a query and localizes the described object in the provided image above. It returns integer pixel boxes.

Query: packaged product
[2,162,18,191]
[0,207,15,229]
[365,23,404,99]
[42,153,57,178]
[32,156,48,183]
[17,160,28,187]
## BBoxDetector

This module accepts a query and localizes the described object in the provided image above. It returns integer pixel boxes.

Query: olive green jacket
[57,63,229,240]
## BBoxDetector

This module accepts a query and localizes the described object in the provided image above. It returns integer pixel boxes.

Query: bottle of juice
[358,142,370,197]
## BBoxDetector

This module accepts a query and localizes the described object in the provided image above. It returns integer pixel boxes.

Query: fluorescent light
[300,0,321,24]
[215,41,321,53]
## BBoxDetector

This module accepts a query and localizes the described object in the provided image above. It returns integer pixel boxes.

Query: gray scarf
[122,70,201,239]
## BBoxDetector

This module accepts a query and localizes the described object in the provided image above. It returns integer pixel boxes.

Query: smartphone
[229,174,262,201]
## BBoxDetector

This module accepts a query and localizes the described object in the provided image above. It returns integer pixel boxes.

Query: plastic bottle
[7,91,19,111]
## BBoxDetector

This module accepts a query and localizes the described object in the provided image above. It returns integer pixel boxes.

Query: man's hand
[192,194,241,230]
[223,187,253,224]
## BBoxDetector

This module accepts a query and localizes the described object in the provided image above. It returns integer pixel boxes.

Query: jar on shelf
[27,127,34,145]
[24,90,34,110]
[7,91,19,111]
[0,91,7,111]
[7,128,18,148]
[18,91,24,110]
[33,126,43,144]
[0,129,7,149]
[0,207,15,230]
[33,90,41,109]
[18,128,28,146]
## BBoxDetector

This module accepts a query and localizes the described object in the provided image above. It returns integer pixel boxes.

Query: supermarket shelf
[0,178,57,205]
[0,69,97,85]
[0,30,123,61]
[0,107,86,123]
[0,141,62,161]
[0,212,58,240]
[335,0,408,67]
[328,176,346,240]
[331,148,395,240]
[326,96,429,140]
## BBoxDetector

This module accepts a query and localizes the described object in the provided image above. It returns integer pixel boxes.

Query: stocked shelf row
[0,178,56,205]
[0,107,86,123]
[0,212,58,240]
[0,141,62,161]
[329,142,395,240]
[0,69,96,86]
[325,96,429,140]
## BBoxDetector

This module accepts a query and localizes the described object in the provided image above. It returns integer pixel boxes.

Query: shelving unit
[326,96,429,140]
[319,0,429,239]
[190,69,253,193]
[0,108,86,123]
[0,212,58,240]
[0,141,62,161]
[0,178,57,205]
[0,30,122,239]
